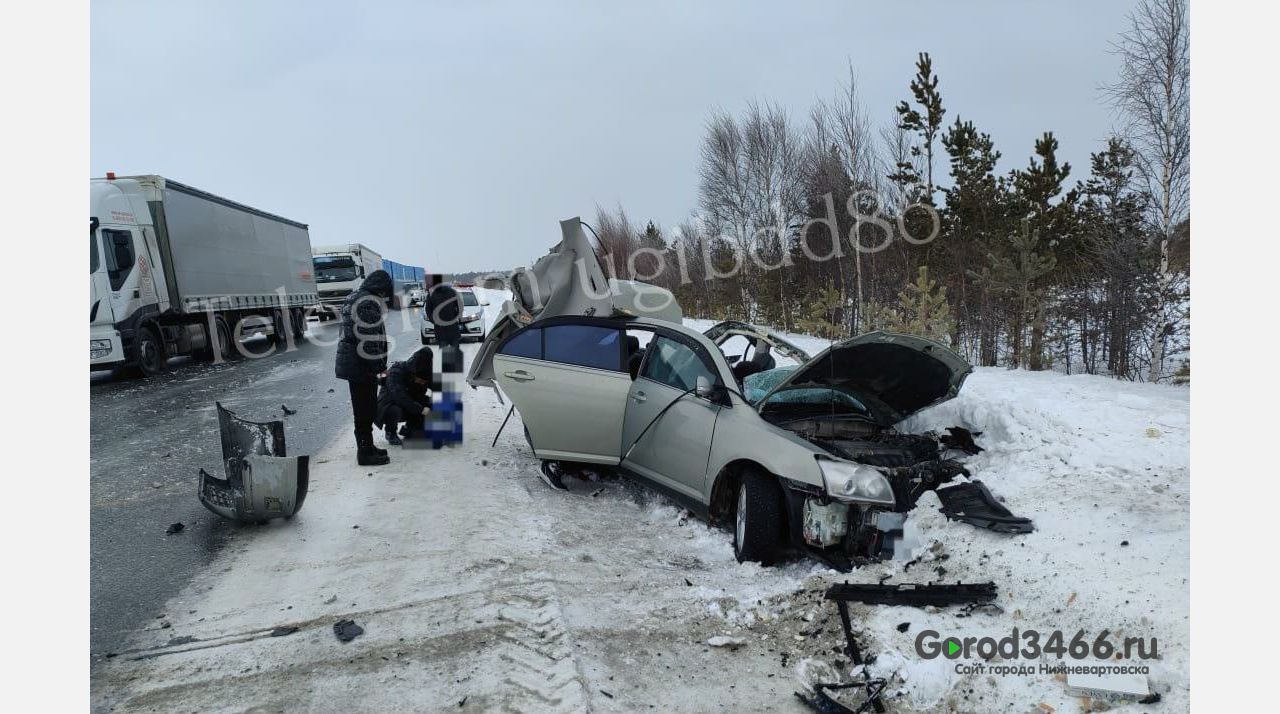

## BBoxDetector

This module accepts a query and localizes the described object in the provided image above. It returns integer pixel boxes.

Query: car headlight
[817,458,895,506]
[90,339,112,359]
[460,313,481,324]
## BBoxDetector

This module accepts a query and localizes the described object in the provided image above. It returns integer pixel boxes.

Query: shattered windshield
[313,255,359,283]
[746,366,869,416]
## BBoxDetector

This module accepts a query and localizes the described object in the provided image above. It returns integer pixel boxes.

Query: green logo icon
[947,640,960,656]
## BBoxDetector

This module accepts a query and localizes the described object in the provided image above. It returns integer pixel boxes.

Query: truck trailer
[90,175,319,376]
[311,243,383,318]
[382,259,426,309]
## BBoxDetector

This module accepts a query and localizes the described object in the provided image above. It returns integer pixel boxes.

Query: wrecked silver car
[470,218,979,568]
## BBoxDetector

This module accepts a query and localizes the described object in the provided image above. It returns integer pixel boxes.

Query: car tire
[733,469,786,565]
[290,308,305,339]
[270,309,288,345]
[136,324,166,377]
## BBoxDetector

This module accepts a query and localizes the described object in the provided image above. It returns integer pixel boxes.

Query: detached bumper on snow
[199,402,310,522]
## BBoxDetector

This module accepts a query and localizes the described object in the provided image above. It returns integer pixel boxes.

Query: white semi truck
[90,175,319,376]
[311,243,383,319]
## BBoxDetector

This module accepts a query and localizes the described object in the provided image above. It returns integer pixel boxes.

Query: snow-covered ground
[93,295,1189,713]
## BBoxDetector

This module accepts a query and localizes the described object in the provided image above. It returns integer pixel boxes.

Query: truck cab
[90,179,168,369]
[312,244,383,318]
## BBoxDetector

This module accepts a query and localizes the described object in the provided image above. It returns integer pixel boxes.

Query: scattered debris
[458,696,467,707]
[895,622,910,633]
[1066,667,1150,704]
[599,690,614,699]
[327,388,335,393]
[939,426,984,455]
[281,404,297,415]
[165,522,185,535]
[684,578,694,587]
[270,626,299,637]
[323,595,337,605]
[151,482,162,489]
[167,635,197,646]
[936,481,1034,533]
[824,581,998,608]
[794,679,887,714]
[706,636,746,649]
[1067,592,1078,606]
[333,619,364,643]
[1138,692,1161,704]
[1145,427,1161,438]
[1121,540,1129,546]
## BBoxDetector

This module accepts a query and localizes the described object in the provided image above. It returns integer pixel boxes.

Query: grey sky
[91,0,1135,273]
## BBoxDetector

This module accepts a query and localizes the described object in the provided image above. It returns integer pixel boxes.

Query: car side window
[499,328,542,359]
[642,336,717,391]
[544,324,621,371]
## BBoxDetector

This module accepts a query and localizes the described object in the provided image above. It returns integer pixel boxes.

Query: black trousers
[383,405,426,437]
[347,381,379,444]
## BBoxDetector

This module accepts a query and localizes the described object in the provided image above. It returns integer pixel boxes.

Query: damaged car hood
[467,216,683,389]
[757,331,972,427]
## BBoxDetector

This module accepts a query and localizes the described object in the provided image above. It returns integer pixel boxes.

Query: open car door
[491,319,633,465]
[468,216,682,391]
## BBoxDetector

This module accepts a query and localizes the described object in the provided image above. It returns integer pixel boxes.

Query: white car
[421,286,488,344]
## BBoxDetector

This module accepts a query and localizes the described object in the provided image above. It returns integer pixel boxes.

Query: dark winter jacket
[376,348,434,425]
[425,284,462,342]
[334,270,393,384]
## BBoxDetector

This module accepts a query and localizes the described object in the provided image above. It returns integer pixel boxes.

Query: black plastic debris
[896,622,910,633]
[199,403,309,523]
[936,481,1034,533]
[165,522,185,535]
[795,679,887,714]
[333,619,364,642]
[271,626,299,637]
[939,426,984,455]
[825,581,998,607]
[281,404,297,416]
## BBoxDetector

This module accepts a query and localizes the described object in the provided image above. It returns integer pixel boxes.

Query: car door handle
[630,391,647,403]
[504,370,535,382]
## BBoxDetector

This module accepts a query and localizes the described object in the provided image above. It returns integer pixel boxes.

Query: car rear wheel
[733,469,786,565]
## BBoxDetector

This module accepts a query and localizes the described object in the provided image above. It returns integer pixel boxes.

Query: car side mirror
[481,301,490,306]
[695,375,713,399]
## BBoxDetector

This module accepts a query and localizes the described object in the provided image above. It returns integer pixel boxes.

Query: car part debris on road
[198,403,310,523]
[795,679,887,714]
[165,522,184,535]
[936,481,1035,533]
[332,619,364,642]
[824,581,998,607]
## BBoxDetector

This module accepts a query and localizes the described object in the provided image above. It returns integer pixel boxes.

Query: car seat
[625,336,645,380]
[732,342,775,384]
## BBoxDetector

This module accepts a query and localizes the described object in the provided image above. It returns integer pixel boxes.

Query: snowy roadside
[93,299,1190,713]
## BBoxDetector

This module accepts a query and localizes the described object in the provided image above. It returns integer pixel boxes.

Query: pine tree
[941,117,1008,360]
[1009,132,1073,370]
[977,221,1057,368]
[893,52,946,201]
[892,266,955,343]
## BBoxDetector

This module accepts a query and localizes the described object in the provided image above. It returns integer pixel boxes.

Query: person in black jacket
[425,283,462,351]
[376,347,433,445]
[334,269,394,465]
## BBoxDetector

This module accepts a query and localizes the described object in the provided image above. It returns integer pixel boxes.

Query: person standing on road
[335,269,394,466]
[425,282,462,350]
[376,347,433,445]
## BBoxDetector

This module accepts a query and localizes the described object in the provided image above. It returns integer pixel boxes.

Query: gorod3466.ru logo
[915,629,1158,660]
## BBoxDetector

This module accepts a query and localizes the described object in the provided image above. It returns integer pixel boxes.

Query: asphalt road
[89,308,429,667]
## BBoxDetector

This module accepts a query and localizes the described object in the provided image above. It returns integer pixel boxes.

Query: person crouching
[376,347,433,445]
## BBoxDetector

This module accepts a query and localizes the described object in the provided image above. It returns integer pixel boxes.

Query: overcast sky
[91,0,1135,273]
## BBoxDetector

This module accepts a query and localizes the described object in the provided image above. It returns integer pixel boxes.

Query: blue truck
[382,259,427,309]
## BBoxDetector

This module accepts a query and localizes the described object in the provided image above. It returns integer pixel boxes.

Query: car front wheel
[733,469,786,564]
